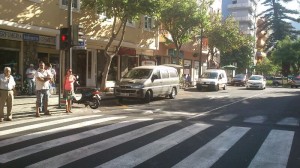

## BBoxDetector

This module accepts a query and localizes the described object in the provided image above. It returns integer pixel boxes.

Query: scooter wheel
[89,97,100,109]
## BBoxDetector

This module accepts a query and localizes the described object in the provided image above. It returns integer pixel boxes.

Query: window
[161,69,169,79]
[144,16,153,29]
[28,0,43,3]
[169,69,178,78]
[152,70,161,79]
[127,18,135,27]
[60,0,80,10]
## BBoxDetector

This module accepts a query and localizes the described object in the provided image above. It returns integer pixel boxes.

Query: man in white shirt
[0,67,16,122]
[26,64,36,95]
[35,62,51,117]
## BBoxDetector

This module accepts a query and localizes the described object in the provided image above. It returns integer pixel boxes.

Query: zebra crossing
[0,114,298,168]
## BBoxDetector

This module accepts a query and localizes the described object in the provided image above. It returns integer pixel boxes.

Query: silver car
[245,75,266,90]
[291,76,300,88]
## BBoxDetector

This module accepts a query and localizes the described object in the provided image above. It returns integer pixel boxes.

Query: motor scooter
[72,75,101,109]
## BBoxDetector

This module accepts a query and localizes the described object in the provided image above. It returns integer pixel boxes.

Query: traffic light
[59,27,70,50]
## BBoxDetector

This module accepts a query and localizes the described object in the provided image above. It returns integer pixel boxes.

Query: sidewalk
[6,92,118,120]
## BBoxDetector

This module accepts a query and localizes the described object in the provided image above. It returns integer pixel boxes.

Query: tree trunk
[100,53,113,91]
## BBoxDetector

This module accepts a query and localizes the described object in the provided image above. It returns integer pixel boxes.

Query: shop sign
[184,60,191,69]
[23,33,39,42]
[141,60,155,66]
[0,29,22,41]
[39,35,56,45]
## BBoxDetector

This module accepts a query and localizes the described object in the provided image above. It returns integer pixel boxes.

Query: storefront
[0,29,58,88]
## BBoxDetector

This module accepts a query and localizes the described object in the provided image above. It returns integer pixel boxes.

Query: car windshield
[234,74,245,79]
[123,69,153,79]
[249,76,262,80]
[202,72,218,79]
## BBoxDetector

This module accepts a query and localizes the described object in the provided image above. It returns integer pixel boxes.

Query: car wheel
[169,88,176,99]
[223,84,226,90]
[214,84,219,91]
[196,86,202,91]
[144,90,152,103]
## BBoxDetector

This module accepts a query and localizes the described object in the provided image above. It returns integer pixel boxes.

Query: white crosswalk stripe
[173,127,250,168]
[0,116,126,147]
[0,114,297,168]
[98,123,211,168]
[276,117,299,126]
[248,130,294,168]
[0,115,103,136]
[26,120,180,168]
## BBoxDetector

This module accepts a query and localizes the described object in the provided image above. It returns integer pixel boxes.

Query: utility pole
[67,0,73,69]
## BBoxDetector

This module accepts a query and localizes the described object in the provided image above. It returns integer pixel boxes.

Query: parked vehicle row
[113,65,300,104]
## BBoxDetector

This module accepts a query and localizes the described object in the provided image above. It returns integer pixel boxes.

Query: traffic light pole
[67,0,73,69]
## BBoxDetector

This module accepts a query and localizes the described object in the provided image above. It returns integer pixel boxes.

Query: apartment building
[0,0,158,89]
[222,0,257,35]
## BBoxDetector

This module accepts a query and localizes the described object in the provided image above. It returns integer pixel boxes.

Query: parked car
[272,77,291,86]
[290,76,300,88]
[114,65,180,103]
[245,75,266,90]
[196,69,227,91]
[231,74,247,86]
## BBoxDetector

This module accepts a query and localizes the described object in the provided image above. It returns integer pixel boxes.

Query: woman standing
[63,69,76,113]
[0,67,16,121]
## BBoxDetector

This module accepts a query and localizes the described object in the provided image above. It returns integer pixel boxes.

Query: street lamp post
[198,28,203,78]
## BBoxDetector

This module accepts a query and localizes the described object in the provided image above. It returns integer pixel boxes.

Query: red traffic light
[61,34,67,42]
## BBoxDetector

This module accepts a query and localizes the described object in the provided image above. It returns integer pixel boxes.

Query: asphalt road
[0,86,299,168]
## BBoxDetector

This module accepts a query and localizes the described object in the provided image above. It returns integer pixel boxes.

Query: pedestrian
[186,74,191,87]
[25,64,36,95]
[63,68,76,113]
[35,61,52,117]
[0,67,16,122]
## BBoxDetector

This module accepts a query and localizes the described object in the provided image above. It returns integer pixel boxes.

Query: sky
[257,0,300,30]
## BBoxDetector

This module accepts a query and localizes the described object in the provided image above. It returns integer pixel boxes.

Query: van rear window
[169,69,178,77]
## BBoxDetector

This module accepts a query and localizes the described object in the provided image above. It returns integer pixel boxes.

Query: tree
[259,0,300,50]
[81,0,161,90]
[206,16,244,65]
[271,36,300,75]
[255,57,280,76]
[157,0,212,63]
[221,34,254,74]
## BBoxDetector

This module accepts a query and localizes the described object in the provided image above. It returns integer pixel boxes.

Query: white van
[196,69,227,91]
[114,65,180,103]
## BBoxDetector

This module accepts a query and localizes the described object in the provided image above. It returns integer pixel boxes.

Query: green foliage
[258,0,300,50]
[207,16,246,58]
[255,57,280,76]
[157,0,212,57]
[271,36,300,75]
[221,34,254,73]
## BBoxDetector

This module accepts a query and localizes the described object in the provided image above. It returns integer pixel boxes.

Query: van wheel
[223,84,226,90]
[214,84,219,91]
[144,91,151,103]
[169,88,176,99]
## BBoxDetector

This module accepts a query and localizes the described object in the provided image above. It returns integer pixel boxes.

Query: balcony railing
[228,2,256,12]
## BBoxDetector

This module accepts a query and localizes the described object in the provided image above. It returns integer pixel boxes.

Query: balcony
[228,2,256,12]
[233,15,255,23]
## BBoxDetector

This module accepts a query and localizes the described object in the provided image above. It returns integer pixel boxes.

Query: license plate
[121,93,129,96]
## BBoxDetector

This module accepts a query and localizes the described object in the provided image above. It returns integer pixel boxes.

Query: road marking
[98,123,211,168]
[0,115,103,136]
[248,130,294,168]
[173,126,250,168]
[212,114,238,121]
[244,115,267,124]
[187,92,266,120]
[276,117,299,126]
[0,118,150,163]
[26,120,181,168]
[0,116,126,146]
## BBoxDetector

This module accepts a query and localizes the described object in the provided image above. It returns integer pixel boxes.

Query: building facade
[0,0,158,91]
